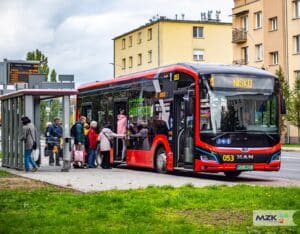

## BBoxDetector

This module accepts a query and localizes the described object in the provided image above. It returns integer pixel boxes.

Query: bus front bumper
[194,159,281,172]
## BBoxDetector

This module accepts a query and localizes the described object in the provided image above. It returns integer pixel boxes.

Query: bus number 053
[223,154,235,162]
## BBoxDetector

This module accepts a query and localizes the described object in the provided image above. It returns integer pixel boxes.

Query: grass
[282,144,300,148]
[0,169,10,177]
[0,182,299,233]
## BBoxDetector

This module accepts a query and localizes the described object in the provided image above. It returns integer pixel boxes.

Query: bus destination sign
[211,74,274,92]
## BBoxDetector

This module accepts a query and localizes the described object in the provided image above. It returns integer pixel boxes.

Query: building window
[122,58,126,70]
[137,32,142,44]
[129,36,132,47]
[122,38,126,49]
[147,28,152,41]
[242,47,248,64]
[129,56,133,68]
[138,53,142,65]
[295,35,300,53]
[148,50,152,63]
[270,51,279,65]
[294,0,300,18]
[255,44,263,61]
[193,49,204,61]
[255,11,262,29]
[193,27,204,38]
[242,15,248,32]
[269,17,278,31]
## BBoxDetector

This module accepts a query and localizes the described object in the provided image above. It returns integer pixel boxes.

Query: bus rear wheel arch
[155,146,167,173]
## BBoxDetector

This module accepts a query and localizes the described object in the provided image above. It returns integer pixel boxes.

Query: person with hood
[20,116,38,172]
[99,123,124,169]
[117,108,127,161]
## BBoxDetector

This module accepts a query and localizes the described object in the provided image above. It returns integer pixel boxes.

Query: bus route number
[222,154,235,162]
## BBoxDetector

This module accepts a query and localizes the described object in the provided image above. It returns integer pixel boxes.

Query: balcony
[233,59,248,65]
[232,28,247,44]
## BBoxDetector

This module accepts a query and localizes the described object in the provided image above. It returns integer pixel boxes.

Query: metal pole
[61,95,71,172]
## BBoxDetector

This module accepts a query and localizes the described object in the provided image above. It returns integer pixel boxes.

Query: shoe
[56,163,61,166]
[31,167,38,172]
[49,163,54,166]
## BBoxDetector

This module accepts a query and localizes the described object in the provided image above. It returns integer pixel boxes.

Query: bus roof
[78,63,276,91]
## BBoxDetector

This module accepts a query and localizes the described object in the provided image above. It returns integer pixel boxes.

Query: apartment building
[113,16,232,77]
[232,0,300,142]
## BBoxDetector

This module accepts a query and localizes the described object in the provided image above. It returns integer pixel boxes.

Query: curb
[281,148,300,152]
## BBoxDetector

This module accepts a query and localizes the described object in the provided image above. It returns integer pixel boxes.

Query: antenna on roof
[207,10,213,21]
[181,13,185,20]
[175,14,178,20]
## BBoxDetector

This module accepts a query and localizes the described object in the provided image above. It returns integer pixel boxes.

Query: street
[244,151,300,180]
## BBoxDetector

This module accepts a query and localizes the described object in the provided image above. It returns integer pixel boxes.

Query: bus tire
[224,171,242,178]
[155,147,167,173]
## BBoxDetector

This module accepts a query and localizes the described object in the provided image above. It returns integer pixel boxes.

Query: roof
[182,62,276,78]
[1,59,40,65]
[0,89,78,100]
[78,63,277,91]
[113,18,232,40]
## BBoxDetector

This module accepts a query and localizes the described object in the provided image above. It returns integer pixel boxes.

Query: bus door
[173,89,195,168]
[113,100,127,161]
[81,102,92,122]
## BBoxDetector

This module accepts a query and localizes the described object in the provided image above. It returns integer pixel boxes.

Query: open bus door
[113,99,127,162]
[173,86,195,169]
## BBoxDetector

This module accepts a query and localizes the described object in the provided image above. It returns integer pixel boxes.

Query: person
[130,122,150,150]
[20,116,38,172]
[117,108,127,161]
[87,121,99,168]
[99,123,124,169]
[74,116,87,147]
[48,117,63,166]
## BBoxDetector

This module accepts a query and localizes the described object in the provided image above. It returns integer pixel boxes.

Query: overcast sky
[0,0,233,85]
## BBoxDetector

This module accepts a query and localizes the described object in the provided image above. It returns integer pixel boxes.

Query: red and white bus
[77,63,284,177]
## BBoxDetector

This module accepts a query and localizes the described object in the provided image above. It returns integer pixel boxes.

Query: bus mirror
[280,96,286,115]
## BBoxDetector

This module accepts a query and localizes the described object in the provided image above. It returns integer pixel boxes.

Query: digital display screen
[210,74,274,92]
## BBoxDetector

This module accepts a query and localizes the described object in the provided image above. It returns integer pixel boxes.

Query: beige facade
[113,19,232,77]
[233,0,300,142]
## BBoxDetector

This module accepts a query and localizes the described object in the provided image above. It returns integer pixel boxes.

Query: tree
[26,49,61,133]
[276,66,291,135]
[289,77,300,142]
[26,49,50,80]
[50,69,57,82]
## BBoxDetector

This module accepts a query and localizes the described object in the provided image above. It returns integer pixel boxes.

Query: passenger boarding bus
[77,63,285,177]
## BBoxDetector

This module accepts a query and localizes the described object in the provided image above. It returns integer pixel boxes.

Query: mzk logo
[253,210,297,226]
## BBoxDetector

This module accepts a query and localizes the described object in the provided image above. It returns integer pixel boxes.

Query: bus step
[173,167,194,172]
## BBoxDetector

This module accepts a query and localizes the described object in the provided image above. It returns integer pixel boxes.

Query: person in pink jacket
[117,108,127,161]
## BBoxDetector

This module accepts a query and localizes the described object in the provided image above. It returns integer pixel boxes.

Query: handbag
[73,145,84,162]
[28,129,37,150]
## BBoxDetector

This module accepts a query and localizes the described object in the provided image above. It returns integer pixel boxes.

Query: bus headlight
[200,155,218,162]
[271,153,281,161]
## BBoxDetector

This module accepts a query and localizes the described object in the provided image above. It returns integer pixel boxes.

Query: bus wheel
[155,147,167,173]
[224,171,242,178]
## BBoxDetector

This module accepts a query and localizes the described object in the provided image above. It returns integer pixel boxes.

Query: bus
[77,63,285,177]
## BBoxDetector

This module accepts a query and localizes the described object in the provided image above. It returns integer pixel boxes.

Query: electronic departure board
[9,63,39,84]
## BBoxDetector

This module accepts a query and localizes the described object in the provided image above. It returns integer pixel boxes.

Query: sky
[0,0,233,85]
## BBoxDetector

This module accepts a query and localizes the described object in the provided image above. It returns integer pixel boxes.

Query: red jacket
[88,128,99,149]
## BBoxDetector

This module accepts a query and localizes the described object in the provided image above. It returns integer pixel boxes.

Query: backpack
[70,123,78,138]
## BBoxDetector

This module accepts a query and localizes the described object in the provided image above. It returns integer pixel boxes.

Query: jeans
[88,148,96,167]
[24,149,37,171]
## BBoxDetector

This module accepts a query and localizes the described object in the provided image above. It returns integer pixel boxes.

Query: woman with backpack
[20,116,38,172]
[99,123,124,169]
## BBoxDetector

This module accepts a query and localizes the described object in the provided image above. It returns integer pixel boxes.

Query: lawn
[0,171,299,234]
[283,144,300,148]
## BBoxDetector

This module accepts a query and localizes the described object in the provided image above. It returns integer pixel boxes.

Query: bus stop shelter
[0,75,77,171]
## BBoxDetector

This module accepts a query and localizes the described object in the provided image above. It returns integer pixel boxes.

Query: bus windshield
[200,74,279,147]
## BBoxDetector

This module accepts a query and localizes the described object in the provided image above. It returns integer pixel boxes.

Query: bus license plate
[236,164,253,171]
